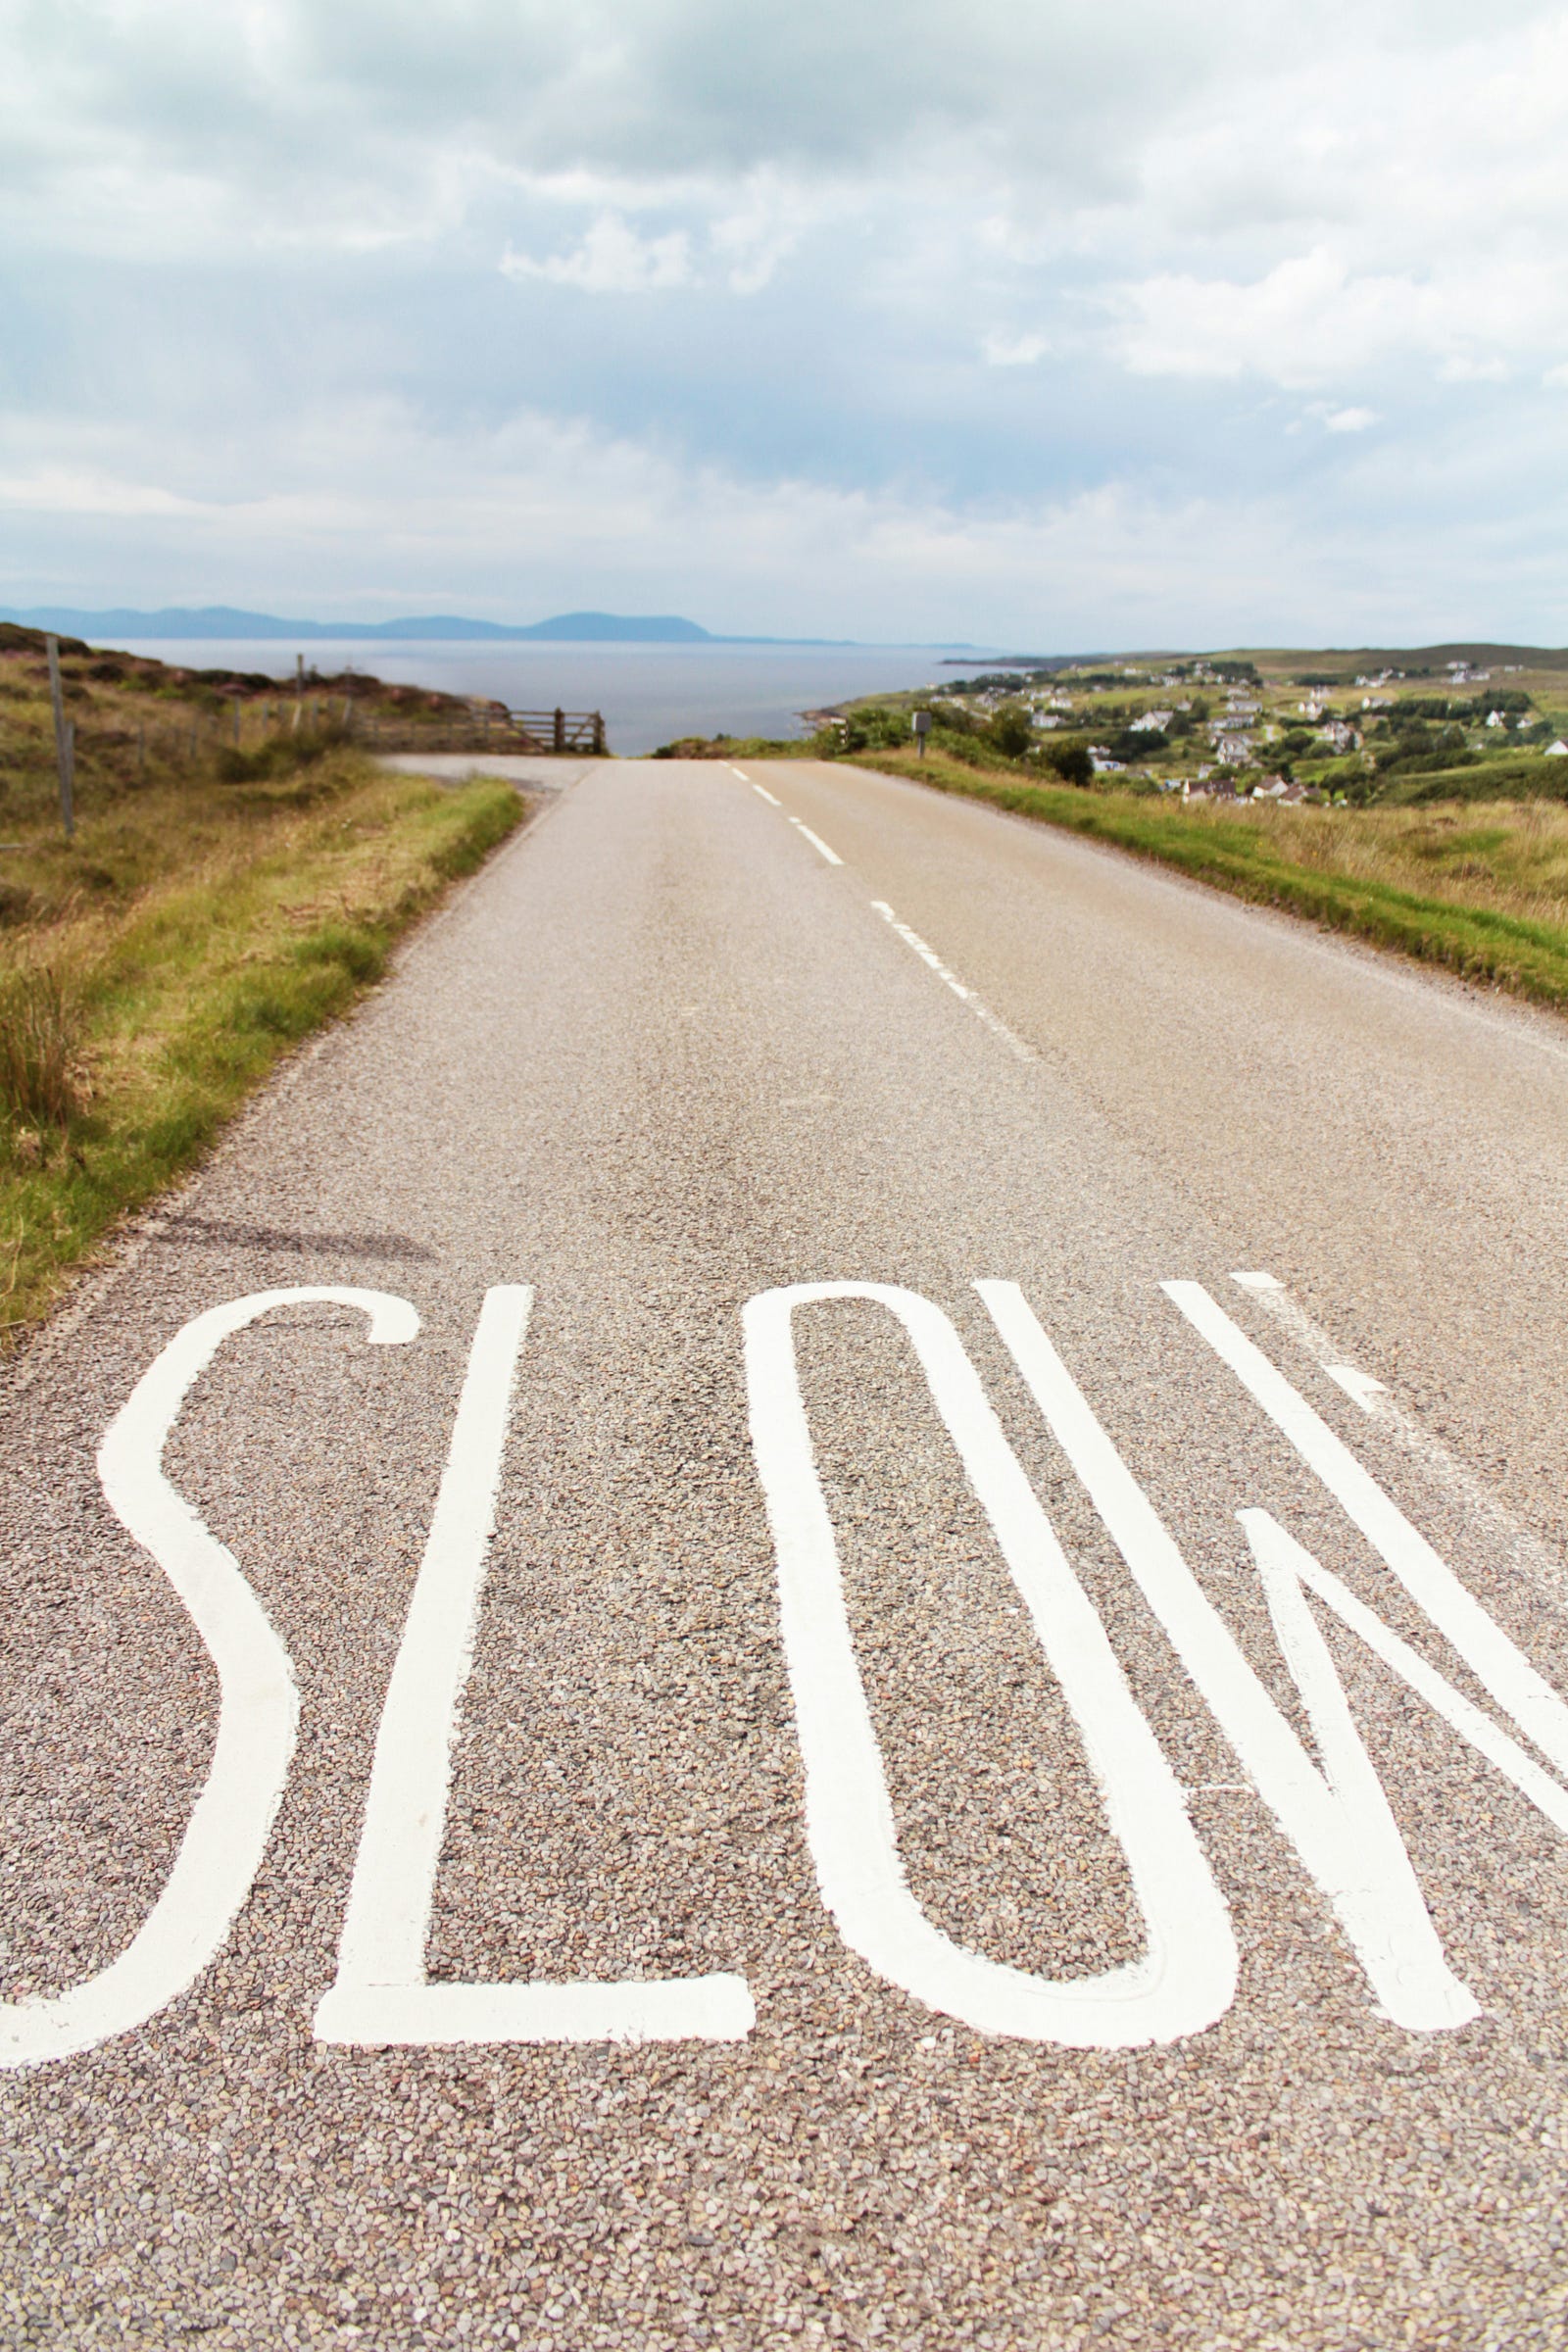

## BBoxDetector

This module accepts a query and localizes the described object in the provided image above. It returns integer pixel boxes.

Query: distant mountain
[0,604,885,647]
[513,612,711,642]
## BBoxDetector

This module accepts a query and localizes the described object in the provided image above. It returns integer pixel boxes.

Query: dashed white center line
[731,768,1029,1056]
[790,818,843,866]
[870,900,1034,1060]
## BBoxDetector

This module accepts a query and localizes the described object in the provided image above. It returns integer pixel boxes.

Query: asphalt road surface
[5,758,1568,2350]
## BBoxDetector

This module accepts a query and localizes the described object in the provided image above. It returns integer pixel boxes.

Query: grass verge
[849,748,1568,1015]
[1,755,524,1338]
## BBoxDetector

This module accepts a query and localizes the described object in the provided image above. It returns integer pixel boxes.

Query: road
[4,756,1568,2349]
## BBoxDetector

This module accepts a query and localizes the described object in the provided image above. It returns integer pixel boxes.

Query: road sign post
[911,709,932,760]
[44,635,75,839]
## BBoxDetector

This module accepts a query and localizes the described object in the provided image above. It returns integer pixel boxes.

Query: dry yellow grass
[1,626,529,1336]
[1157,793,1568,930]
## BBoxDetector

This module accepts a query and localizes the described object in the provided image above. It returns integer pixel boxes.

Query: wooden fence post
[554,706,565,753]
[44,634,75,840]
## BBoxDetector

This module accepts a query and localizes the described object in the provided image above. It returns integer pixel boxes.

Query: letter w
[980,1282,1568,2034]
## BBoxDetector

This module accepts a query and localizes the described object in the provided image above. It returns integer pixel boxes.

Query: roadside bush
[0,966,88,1130]
[215,724,348,784]
[1044,741,1094,787]
[1105,725,1162,762]
[835,704,911,755]
[985,706,1035,759]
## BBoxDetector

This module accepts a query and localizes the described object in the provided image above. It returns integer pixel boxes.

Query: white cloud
[4,0,1568,640]
[0,466,202,518]
[981,332,1050,368]
[3,397,1565,649]
[1108,247,1568,389]
[1440,356,1512,383]
[500,211,692,293]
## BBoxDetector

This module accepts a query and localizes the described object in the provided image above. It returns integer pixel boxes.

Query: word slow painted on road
[4,1275,1565,2071]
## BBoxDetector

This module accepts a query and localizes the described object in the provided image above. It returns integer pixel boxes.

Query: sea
[107,638,984,757]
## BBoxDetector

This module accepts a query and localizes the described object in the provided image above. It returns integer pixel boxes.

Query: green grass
[1375,754,1568,805]
[0,753,524,1336]
[849,748,1568,1014]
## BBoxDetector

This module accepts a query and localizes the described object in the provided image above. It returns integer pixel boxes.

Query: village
[874,649,1568,804]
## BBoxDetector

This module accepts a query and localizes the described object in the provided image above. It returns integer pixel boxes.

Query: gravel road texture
[3,758,1567,2348]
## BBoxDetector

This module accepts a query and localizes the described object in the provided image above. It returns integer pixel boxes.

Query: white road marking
[732,765,836,855]
[1229,1270,1566,1597]
[1241,1511,1568,1840]
[1165,1281,1568,1783]
[1324,1364,1389,1412]
[741,784,1032,1058]
[790,818,843,865]
[316,1287,754,2047]
[978,1282,1477,2034]
[869,900,1035,1061]
[0,1287,420,2071]
[744,1281,1237,2048]
[27,1267,1568,2072]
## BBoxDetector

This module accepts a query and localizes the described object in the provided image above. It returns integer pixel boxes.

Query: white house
[1545,740,1568,759]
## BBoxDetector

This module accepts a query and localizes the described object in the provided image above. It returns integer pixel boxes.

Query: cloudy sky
[5,0,1568,645]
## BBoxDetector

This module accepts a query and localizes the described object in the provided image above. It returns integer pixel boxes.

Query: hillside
[0,627,524,1333]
